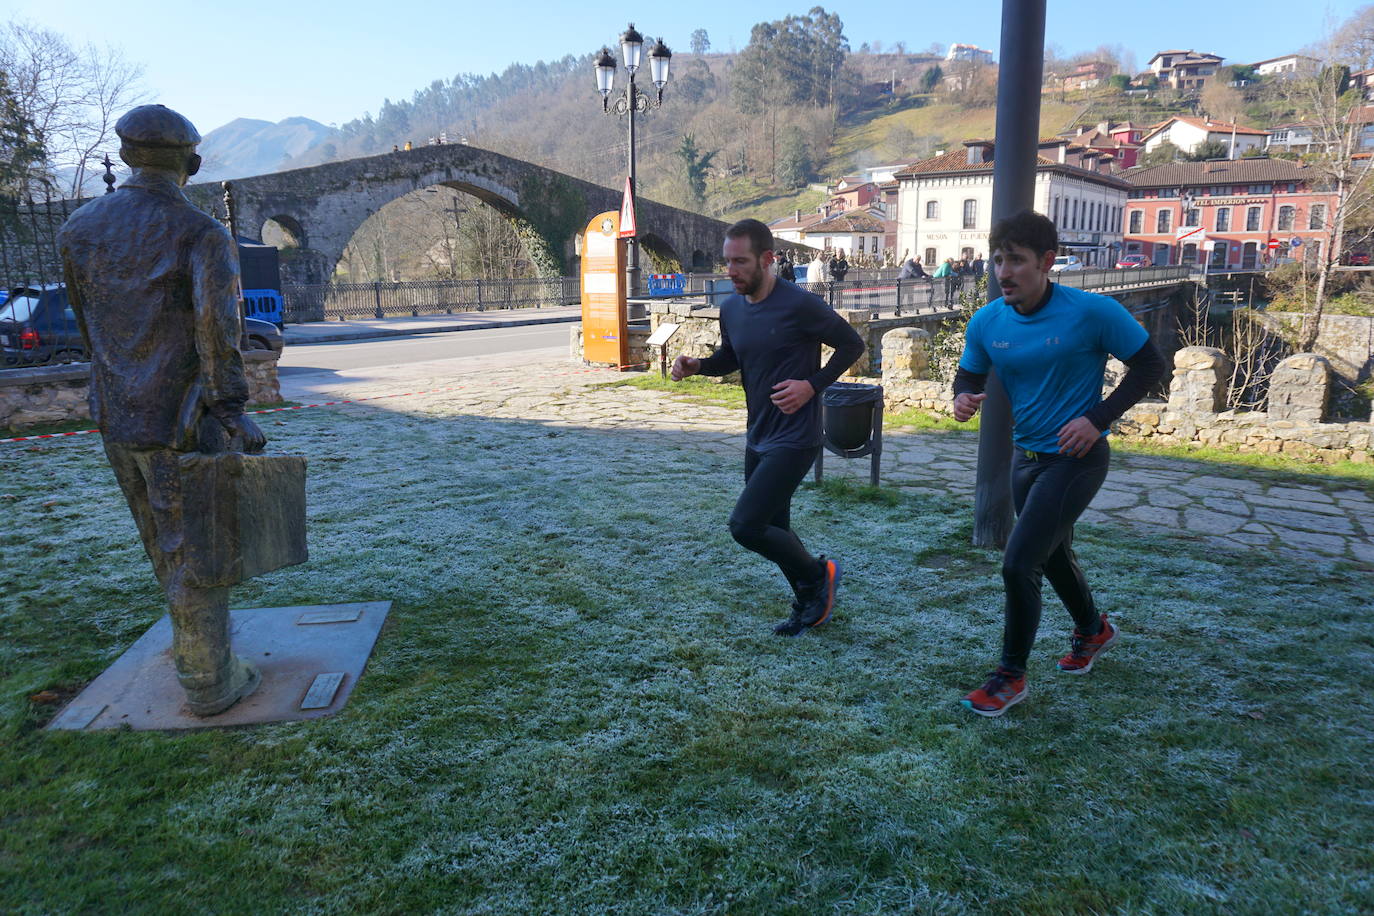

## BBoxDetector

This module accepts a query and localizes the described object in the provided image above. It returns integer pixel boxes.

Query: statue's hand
[222,414,266,453]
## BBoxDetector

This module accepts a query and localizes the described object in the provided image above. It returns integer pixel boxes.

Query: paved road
[280,323,569,373]
[278,324,568,401]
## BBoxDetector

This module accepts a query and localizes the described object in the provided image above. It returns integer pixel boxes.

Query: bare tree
[0,22,147,198]
[1281,13,1374,349]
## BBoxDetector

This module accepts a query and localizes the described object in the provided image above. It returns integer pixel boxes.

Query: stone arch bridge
[182,144,737,285]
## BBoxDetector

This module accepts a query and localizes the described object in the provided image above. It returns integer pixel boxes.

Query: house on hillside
[829,179,887,214]
[1140,116,1267,159]
[768,206,891,260]
[894,139,1128,267]
[1266,107,1374,155]
[770,210,827,251]
[1122,158,1339,269]
[1146,50,1224,90]
[857,160,917,184]
[1266,122,1322,154]
[1250,54,1319,79]
[1351,67,1374,100]
[1060,121,1143,169]
[1064,61,1115,92]
[1348,105,1374,150]
[946,43,993,65]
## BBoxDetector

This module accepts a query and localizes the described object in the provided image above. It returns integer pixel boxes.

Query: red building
[1122,159,1338,269]
[1061,121,1143,170]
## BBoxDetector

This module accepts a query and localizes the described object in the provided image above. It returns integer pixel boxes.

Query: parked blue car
[1,283,283,367]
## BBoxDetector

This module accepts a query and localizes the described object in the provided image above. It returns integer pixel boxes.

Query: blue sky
[6,0,1367,134]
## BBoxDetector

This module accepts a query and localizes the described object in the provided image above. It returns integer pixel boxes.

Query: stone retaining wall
[1,350,284,432]
[1261,311,1374,382]
[879,330,1373,463]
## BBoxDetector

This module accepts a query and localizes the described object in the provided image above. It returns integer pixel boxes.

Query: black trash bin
[815,381,884,485]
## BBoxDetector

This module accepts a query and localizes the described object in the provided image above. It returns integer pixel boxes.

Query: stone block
[881,327,931,381]
[1268,352,1332,422]
[1167,346,1231,415]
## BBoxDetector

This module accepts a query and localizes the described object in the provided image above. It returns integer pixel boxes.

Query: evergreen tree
[0,71,45,202]
[674,134,717,206]
[775,127,812,188]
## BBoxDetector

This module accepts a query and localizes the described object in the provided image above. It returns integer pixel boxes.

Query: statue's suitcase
[179,452,308,587]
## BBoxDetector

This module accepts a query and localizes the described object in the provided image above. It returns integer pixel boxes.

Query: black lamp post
[594,24,671,296]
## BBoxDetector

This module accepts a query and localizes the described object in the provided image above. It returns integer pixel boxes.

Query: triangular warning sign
[618,177,637,238]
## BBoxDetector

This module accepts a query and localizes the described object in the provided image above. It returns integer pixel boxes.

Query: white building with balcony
[894,139,1128,268]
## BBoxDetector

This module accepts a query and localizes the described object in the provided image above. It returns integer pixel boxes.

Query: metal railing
[1055,265,1192,291]
[281,276,583,323]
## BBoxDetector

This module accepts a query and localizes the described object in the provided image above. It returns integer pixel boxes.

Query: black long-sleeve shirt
[699,279,865,452]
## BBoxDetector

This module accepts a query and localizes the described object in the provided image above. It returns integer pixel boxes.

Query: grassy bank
[2,392,1371,913]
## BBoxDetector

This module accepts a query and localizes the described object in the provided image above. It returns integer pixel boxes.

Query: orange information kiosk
[579,210,628,368]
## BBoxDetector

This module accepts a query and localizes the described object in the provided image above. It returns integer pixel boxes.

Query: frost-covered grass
[2,399,1371,914]
[597,375,748,410]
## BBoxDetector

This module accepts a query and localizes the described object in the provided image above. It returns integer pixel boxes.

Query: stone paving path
[281,356,1374,568]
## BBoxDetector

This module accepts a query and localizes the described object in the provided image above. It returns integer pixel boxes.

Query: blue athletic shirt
[958,284,1149,453]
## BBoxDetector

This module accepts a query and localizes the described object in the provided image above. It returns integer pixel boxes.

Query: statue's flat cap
[116,105,201,148]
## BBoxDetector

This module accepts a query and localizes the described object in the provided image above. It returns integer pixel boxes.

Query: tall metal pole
[974,0,1047,548]
[626,75,641,297]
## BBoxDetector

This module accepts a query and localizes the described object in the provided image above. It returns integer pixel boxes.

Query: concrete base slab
[47,601,391,732]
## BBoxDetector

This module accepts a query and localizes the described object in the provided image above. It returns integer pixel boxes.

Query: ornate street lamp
[593,25,671,296]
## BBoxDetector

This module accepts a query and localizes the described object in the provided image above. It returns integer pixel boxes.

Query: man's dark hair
[989,209,1058,257]
[725,218,774,256]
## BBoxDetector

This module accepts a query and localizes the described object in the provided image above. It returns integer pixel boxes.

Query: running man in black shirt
[672,220,865,635]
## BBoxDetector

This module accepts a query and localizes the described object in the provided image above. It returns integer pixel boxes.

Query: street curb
[284,313,581,345]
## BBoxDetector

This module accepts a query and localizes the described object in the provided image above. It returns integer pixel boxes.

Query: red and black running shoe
[1057,614,1119,674]
[961,667,1028,717]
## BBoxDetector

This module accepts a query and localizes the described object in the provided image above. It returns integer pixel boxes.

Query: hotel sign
[1198,197,1261,206]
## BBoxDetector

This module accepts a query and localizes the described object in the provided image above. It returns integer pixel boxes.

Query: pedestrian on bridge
[671,219,864,637]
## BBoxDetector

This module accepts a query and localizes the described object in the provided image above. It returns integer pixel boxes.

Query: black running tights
[1000,438,1111,674]
[729,446,822,593]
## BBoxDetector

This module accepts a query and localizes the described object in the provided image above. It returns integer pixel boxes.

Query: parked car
[1049,255,1084,272]
[1115,254,1151,269]
[2,283,283,368]
[1344,251,1371,266]
[243,317,284,354]
[1,284,84,367]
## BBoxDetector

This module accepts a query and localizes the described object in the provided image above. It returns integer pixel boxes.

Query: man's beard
[734,270,762,297]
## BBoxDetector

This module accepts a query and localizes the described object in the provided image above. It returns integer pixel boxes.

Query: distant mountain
[196,116,338,181]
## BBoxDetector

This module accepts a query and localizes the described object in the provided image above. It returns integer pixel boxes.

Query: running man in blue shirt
[672,220,865,636]
[952,210,1165,717]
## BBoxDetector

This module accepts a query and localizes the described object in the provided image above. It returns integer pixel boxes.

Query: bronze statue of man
[59,105,266,716]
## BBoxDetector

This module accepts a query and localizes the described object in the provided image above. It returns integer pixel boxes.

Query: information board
[580,210,628,367]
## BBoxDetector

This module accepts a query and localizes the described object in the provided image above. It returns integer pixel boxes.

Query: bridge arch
[185,144,733,287]
[638,233,682,274]
[260,214,306,249]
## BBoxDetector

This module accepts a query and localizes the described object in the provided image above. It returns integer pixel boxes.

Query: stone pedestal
[881,327,931,382]
[832,309,870,377]
[1268,353,1331,422]
[1167,346,1231,415]
[47,602,392,731]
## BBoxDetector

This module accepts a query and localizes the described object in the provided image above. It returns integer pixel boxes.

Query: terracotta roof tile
[1123,158,1316,187]
[810,209,889,232]
[1143,117,1268,139]
[894,144,1130,187]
